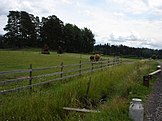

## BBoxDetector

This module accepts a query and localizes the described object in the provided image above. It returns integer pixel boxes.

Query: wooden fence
[0,57,121,94]
[143,68,161,87]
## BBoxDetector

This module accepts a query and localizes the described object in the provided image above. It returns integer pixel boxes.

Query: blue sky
[0,0,162,49]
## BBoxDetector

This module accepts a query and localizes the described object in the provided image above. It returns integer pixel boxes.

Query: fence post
[117,57,120,65]
[29,64,32,90]
[79,60,82,76]
[60,62,64,78]
[91,62,94,73]
[113,58,115,65]
[143,76,149,87]
[118,57,120,64]
[86,77,91,98]
[116,57,118,65]
[107,58,109,67]
[100,61,103,69]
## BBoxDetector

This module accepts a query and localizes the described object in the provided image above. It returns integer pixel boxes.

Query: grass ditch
[1,60,158,121]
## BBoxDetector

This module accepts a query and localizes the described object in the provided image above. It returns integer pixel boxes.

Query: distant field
[0,50,94,71]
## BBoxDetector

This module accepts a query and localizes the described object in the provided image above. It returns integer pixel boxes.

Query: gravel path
[144,71,162,121]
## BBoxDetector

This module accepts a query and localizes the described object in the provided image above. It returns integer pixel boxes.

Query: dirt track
[144,71,162,121]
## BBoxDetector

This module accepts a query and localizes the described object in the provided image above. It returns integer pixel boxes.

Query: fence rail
[0,58,122,94]
[143,68,161,87]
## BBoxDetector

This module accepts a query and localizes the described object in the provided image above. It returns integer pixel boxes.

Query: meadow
[0,49,158,121]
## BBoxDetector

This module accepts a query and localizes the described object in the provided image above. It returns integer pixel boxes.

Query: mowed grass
[0,50,91,71]
[0,50,159,121]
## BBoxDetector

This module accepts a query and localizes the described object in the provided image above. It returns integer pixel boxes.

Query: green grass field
[0,50,159,121]
[0,50,91,71]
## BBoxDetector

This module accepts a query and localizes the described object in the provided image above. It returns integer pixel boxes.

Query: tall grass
[1,59,157,121]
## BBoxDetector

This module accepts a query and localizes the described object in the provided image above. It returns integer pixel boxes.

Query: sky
[0,0,162,49]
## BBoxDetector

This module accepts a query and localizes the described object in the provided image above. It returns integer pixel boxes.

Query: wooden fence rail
[0,58,121,94]
[143,68,161,87]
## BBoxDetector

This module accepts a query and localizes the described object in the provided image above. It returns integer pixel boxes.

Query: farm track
[144,69,162,121]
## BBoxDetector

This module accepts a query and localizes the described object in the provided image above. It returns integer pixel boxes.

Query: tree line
[1,11,95,53]
[95,44,162,59]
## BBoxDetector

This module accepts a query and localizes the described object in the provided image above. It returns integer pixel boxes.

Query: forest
[0,10,162,59]
[94,44,162,59]
[1,11,95,53]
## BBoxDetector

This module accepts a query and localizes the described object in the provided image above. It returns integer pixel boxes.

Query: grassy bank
[1,55,158,121]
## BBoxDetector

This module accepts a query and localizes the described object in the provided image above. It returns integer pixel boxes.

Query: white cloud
[149,0,162,8]
[110,0,149,14]
[0,0,162,49]
[0,15,7,34]
[61,0,73,4]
